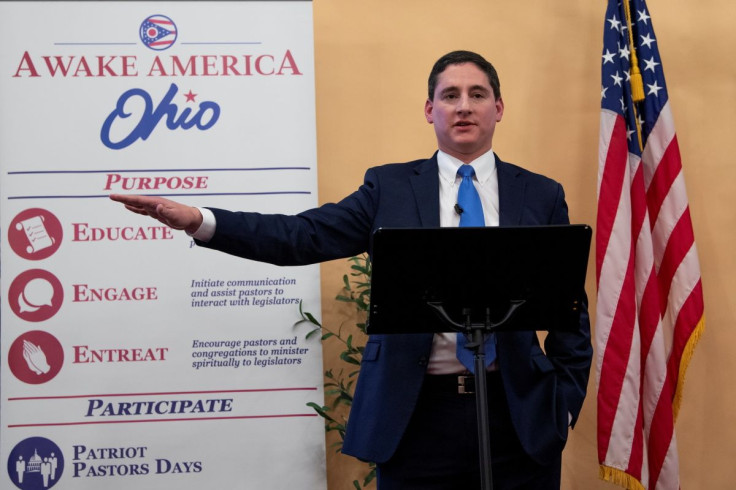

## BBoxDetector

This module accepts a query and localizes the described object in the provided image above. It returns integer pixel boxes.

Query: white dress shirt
[427,149,499,374]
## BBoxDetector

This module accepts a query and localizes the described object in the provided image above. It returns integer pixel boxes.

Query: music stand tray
[367,224,591,335]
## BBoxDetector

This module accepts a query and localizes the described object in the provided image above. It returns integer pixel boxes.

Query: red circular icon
[8,270,64,322]
[8,331,64,384]
[8,208,63,260]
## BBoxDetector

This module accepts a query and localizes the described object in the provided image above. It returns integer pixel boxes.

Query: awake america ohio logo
[10,14,304,150]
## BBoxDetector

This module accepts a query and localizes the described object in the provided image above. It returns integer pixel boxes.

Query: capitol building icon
[14,447,59,488]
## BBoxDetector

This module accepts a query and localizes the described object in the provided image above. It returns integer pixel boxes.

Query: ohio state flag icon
[139,14,177,50]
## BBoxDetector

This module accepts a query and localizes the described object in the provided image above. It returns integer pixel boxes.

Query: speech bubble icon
[20,278,55,311]
[18,292,40,313]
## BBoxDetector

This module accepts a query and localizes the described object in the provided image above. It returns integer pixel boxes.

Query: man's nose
[456,94,471,113]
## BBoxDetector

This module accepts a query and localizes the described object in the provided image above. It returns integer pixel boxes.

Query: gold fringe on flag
[673,315,706,420]
[599,465,646,490]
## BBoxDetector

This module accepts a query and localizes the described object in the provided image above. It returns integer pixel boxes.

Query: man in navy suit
[112,50,592,489]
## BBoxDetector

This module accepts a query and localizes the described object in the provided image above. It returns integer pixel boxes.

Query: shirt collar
[437,149,496,186]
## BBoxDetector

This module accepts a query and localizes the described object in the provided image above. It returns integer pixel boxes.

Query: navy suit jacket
[197,153,593,466]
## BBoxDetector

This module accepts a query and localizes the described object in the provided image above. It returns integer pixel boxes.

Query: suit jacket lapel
[410,153,441,227]
[496,155,525,226]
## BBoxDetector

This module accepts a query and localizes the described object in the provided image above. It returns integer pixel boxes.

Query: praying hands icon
[23,340,51,375]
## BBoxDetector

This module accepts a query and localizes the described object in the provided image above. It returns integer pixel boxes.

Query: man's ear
[424,98,434,124]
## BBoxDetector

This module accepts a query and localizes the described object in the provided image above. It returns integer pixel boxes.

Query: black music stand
[366,224,591,490]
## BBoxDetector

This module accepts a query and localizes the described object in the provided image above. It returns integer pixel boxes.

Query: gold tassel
[623,0,645,102]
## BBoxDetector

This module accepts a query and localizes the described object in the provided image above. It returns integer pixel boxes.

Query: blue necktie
[455,165,496,372]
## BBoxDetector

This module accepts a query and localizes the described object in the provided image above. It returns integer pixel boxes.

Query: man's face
[425,63,504,163]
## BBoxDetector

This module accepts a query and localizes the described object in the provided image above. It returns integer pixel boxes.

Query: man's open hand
[109,194,203,234]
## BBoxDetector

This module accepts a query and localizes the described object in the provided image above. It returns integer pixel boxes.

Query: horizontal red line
[7,413,318,428]
[8,387,317,402]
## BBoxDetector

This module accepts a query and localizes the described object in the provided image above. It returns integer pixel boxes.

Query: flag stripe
[670,281,704,417]
[596,113,630,288]
[627,403,644,477]
[641,103,677,191]
[666,247,703,365]
[645,138,681,228]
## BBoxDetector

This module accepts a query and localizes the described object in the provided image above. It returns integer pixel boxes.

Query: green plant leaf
[304,311,322,327]
[296,254,374,485]
[340,352,361,365]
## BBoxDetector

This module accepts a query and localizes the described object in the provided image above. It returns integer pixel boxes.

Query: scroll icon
[9,208,63,260]
[17,215,55,254]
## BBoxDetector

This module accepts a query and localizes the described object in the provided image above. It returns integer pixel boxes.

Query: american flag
[596,0,705,489]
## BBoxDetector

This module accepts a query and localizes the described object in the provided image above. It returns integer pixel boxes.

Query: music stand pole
[431,301,525,490]
[464,308,493,490]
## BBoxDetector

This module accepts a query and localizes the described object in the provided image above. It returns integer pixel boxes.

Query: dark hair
[427,50,501,101]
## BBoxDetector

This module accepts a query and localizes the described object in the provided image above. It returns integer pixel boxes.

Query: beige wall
[312,0,736,488]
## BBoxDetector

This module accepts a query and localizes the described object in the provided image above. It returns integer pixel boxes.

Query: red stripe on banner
[7,413,318,428]
[8,387,318,401]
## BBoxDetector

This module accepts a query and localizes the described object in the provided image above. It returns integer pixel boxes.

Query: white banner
[1,2,326,489]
